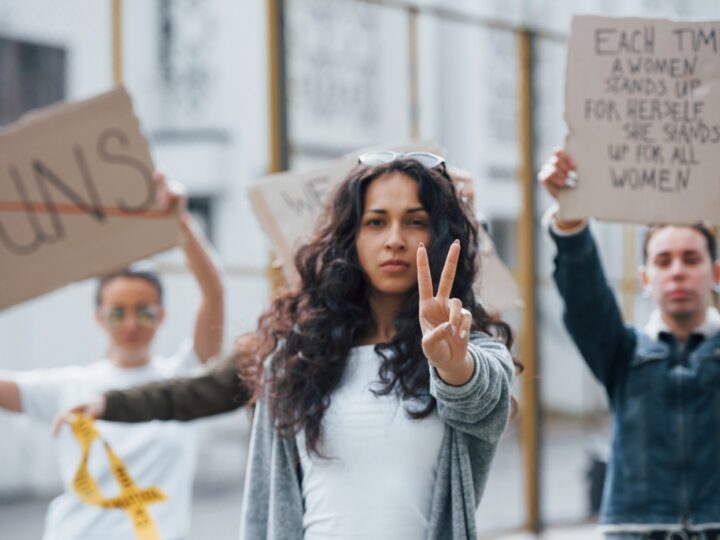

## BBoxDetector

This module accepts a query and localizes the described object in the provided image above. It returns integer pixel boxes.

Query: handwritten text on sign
[0,128,158,256]
[0,87,179,310]
[561,17,720,225]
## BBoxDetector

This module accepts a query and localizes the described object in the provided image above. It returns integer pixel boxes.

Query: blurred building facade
[1,0,719,528]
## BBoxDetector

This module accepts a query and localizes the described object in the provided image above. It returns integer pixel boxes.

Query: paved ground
[0,414,609,539]
[0,494,603,539]
[491,526,601,539]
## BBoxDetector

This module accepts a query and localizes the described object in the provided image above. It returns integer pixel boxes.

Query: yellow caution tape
[66,413,168,540]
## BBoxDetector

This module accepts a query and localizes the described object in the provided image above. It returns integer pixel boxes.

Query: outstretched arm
[53,356,247,430]
[102,358,246,422]
[538,149,635,389]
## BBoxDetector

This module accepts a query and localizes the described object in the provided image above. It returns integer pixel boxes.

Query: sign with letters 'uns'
[561,15,720,225]
[0,87,180,310]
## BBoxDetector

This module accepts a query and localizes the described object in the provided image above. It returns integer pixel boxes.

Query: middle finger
[436,240,460,300]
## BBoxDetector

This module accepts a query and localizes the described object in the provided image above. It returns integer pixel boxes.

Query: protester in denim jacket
[539,149,720,540]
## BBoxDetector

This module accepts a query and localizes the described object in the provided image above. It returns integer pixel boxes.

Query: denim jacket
[551,225,720,527]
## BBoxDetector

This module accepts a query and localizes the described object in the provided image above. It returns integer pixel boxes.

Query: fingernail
[453,239,460,245]
[460,330,467,339]
[419,242,425,248]
[567,171,578,187]
[444,322,452,332]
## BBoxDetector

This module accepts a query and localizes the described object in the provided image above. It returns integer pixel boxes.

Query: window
[187,195,215,244]
[0,36,66,126]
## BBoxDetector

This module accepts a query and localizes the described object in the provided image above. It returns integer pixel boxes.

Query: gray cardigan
[239,333,514,540]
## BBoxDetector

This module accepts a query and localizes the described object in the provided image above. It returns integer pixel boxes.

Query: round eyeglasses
[101,304,162,329]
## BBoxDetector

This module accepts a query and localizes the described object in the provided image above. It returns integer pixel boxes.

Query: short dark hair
[642,223,717,263]
[95,269,164,307]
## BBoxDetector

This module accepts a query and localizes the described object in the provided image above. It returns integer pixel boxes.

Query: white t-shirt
[297,345,445,540]
[15,341,200,540]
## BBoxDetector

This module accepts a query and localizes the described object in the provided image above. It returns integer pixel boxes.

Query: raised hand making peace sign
[417,239,475,386]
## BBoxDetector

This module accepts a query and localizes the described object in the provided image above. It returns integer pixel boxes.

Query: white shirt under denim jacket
[547,213,720,536]
[239,333,514,540]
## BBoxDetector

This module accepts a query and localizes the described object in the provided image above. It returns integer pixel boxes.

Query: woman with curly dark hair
[239,152,515,540]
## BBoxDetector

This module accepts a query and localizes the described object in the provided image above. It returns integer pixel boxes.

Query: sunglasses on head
[102,305,162,329]
[357,151,446,173]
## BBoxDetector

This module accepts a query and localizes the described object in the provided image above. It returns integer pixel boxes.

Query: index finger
[416,242,434,300]
[436,240,460,300]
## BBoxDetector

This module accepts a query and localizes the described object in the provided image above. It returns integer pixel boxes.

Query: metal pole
[407,6,420,139]
[112,0,123,84]
[517,28,541,534]
[266,0,289,292]
[267,0,289,173]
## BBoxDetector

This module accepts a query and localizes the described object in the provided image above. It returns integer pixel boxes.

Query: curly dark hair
[241,158,514,456]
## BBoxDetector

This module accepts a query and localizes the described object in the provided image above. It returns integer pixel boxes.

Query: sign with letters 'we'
[0,87,180,310]
[561,15,720,225]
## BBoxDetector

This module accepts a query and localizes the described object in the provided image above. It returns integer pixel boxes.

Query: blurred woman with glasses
[0,172,224,540]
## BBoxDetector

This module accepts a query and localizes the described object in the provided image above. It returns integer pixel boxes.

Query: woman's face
[95,276,165,353]
[355,172,431,299]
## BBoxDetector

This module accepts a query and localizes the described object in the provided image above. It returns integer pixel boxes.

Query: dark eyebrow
[653,248,703,258]
[364,207,427,215]
[652,251,672,259]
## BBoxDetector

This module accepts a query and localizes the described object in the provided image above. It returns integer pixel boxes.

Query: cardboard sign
[0,87,180,310]
[561,15,720,225]
[474,227,521,314]
[248,143,521,314]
